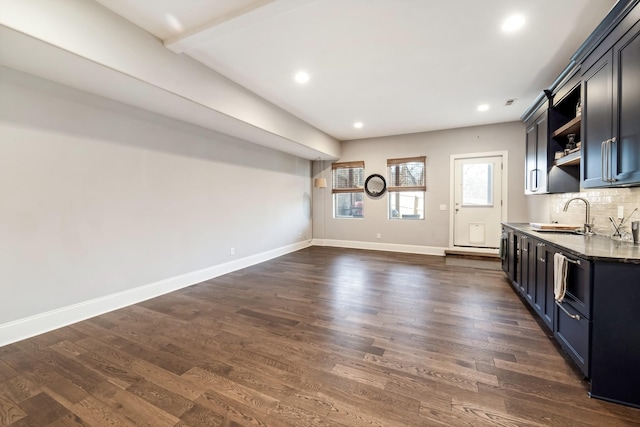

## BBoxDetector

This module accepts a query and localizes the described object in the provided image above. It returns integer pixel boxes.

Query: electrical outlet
[376,233,381,239]
[230,247,235,256]
[439,204,446,211]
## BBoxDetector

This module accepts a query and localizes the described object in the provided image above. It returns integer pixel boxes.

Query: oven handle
[558,253,581,265]
[556,301,581,320]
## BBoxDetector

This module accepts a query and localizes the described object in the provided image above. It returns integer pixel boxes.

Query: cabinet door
[517,235,530,295]
[536,242,555,330]
[533,241,546,317]
[535,114,549,193]
[513,234,521,289]
[501,229,509,276]
[555,300,590,378]
[524,115,549,194]
[527,240,537,304]
[501,229,516,282]
[543,245,556,330]
[530,242,555,330]
[591,262,640,407]
[582,51,613,188]
[525,124,537,194]
[612,21,640,185]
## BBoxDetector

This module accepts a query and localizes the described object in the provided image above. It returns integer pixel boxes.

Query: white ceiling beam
[0,26,338,161]
[164,0,316,53]
[0,0,339,160]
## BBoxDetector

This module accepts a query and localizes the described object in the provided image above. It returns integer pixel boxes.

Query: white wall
[0,67,312,338]
[313,121,529,250]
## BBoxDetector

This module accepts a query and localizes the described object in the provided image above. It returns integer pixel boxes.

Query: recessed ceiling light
[294,71,310,84]
[477,104,490,112]
[502,14,525,32]
[353,122,364,129]
[164,13,184,33]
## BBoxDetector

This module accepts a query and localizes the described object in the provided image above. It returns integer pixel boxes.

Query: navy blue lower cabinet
[500,224,640,408]
[589,262,640,409]
[553,253,592,377]
[555,299,591,377]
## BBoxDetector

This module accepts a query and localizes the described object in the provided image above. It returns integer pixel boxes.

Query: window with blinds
[332,161,365,218]
[387,156,426,220]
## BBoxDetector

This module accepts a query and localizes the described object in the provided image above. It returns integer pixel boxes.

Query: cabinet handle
[601,138,618,183]
[528,169,536,192]
[537,242,545,247]
[538,257,546,262]
[601,140,608,183]
[556,301,581,320]
[607,138,617,183]
[606,139,611,182]
[558,253,581,265]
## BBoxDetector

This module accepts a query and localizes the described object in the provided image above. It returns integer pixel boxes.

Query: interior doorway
[450,152,508,250]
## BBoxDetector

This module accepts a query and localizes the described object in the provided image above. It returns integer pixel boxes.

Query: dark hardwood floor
[1,247,639,426]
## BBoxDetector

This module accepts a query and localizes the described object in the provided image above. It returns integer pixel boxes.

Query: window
[387,156,426,219]
[332,161,365,218]
[462,162,493,206]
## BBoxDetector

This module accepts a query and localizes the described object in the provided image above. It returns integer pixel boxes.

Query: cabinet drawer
[555,301,590,378]
[559,253,591,318]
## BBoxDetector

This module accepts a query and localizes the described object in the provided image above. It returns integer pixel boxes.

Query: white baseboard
[311,239,446,256]
[445,246,499,255]
[0,240,312,347]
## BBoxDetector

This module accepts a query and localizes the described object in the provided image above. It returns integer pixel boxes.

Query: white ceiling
[93,0,617,141]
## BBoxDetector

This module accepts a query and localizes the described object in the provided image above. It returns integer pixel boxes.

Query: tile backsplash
[550,187,640,236]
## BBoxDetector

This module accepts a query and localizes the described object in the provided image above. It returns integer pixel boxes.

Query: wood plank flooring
[1,247,639,426]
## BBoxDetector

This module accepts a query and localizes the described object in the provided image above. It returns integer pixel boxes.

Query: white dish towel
[554,253,568,302]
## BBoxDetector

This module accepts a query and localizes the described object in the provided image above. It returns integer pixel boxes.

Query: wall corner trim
[0,241,311,347]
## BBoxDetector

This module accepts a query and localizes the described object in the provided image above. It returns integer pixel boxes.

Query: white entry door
[453,155,504,248]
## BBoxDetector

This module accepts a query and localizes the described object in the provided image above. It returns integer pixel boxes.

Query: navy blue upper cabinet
[521,1,640,193]
[525,110,549,194]
[613,20,640,185]
[582,52,613,187]
[582,16,640,188]
[524,99,580,195]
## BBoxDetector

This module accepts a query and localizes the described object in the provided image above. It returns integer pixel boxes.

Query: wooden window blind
[387,156,426,192]
[332,161,365,194]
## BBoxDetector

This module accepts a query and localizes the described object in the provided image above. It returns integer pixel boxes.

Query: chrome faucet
[563,197,594,235]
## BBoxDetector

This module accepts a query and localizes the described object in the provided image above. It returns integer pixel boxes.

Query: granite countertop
[502,223,640,264]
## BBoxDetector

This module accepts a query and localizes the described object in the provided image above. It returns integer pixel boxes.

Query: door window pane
[462,163,493,206]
